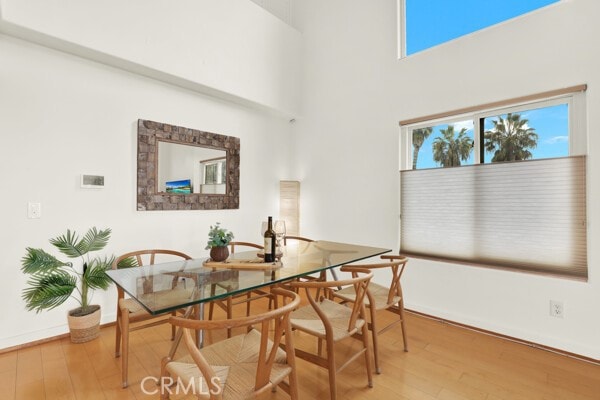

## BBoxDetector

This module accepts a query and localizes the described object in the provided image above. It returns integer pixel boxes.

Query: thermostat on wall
[81,174,105,189]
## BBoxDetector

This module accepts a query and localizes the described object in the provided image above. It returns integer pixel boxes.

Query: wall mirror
[137,119,240,210]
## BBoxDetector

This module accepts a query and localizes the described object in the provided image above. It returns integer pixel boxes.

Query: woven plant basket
[67,305,101,343]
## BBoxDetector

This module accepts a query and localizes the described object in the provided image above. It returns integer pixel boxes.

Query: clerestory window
[400,0,561,57]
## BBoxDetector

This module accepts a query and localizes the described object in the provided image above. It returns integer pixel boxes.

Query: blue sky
[416,103,569,169]
[406,0,560,55]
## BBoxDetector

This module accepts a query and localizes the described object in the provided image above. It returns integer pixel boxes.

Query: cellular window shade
[400,156,587,278]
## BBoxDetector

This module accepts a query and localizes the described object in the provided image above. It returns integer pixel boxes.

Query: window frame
[401,91,586,171]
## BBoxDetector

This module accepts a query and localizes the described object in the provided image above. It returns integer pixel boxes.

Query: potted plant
[21,227,114,343]
[205,222,234,262]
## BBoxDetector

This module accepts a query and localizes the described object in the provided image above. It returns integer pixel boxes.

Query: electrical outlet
[28,202,41,219]
[550,300,564,318]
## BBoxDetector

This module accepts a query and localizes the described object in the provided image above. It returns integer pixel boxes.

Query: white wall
[293,0,600,358]
[0,0,301,116]
[291,0,401,249]
[0,34,293,349]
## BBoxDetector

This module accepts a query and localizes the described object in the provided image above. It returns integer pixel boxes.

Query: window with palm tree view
[400,90,587,278]
[410,100,569,170]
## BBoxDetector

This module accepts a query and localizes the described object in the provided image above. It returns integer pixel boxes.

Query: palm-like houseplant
[21,227,115,343]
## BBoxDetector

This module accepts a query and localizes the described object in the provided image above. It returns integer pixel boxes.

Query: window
[406,95,580,170]
[412,119,474,169]
[204,163,219,184]
[399,86,587,279]
[400,0,560,57]
[200,158,227,194]
[481,102,568,163]
[201,159,226,185]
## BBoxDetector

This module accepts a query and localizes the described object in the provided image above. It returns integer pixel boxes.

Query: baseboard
[3,307,599,365]
[0,320,116,355]
[406,308,600,365]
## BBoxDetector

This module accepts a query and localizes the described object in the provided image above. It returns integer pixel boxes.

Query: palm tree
[484,113,538,162]
[432,125,473,167]
[412,127,433,169]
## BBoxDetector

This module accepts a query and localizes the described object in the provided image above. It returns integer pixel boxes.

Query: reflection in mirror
[137,119,240,211]
[157,141,227,194]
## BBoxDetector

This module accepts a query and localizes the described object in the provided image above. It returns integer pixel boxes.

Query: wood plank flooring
[2,298,599,399]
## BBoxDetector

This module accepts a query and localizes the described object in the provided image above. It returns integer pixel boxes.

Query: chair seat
[290,299,365,341]
[120,289,195,315]
[213,280,272,304]
[334,282,400,311]
[166,328,292,399]
[118,298,147,317]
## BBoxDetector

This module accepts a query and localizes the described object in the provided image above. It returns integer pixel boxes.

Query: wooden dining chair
[112,249,193,388]
[161,287,300,400]
[282,235,314,246]
[284,235,340,298]
[207,241,273,337]
[288,266,374,400]
[330,255,409,374]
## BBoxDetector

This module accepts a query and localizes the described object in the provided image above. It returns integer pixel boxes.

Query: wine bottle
[263,216,276,262]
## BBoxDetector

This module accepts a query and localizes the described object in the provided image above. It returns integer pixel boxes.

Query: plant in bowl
[21,227,115,343]
[205,222,234,262]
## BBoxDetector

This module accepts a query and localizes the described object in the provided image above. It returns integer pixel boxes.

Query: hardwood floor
[2,298,599,399]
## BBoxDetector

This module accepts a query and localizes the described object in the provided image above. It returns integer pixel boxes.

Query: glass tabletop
[106,240,390,315]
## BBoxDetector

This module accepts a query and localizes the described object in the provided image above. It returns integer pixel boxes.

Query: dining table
[106,240,390,347]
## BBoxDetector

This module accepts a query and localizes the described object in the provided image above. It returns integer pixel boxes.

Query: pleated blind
[400,156,587,278]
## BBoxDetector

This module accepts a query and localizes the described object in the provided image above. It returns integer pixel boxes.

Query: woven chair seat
[119,298,145,315]
[290,298,365,341]
[165,362,229,398]
[120,289,194,316]
[334,282,400,311]
[166,328,293,399]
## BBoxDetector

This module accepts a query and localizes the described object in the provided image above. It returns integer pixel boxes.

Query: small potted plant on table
[205,222,234,262]
[21,227,115,343]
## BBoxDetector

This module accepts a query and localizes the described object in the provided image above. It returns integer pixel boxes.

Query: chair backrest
[168,288,300,397]
[113,249,192,268]
[228,241,262,254]
[112,249,192,297]
[282,235,313,246]
[346,257,408,307]
[291,266,373,334]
